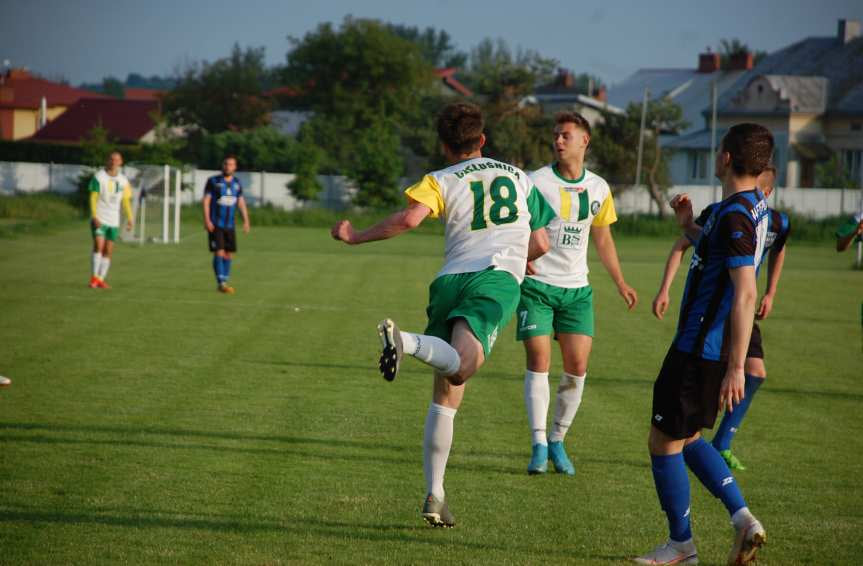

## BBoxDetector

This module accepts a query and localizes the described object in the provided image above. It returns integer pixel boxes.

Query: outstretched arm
[653,236,691,320]
[331,202,432,245]
[592,225,637,309]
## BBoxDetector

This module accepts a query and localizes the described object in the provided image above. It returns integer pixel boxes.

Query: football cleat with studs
[377,318,403,382]
[421,494,455,528]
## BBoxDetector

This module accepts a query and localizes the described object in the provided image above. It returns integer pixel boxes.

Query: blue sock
[651,453,692,542]
[683,437,746,516]
[712,374,764,451]
[223,258,232,282]
[214,255,227,285]
[212,255,223,285]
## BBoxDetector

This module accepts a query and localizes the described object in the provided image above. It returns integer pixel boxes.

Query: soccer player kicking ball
[88,151,134,289]
[634,124,772,566]
[519,112,637,476]
[331,102,555,528]
[203,155,250,294]
[653,166,790,472]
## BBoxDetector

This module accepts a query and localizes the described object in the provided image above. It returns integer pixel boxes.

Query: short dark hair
[223,155,238,163]
[437,102,484,155]
[555,111,591,137]
[721,123,774,177]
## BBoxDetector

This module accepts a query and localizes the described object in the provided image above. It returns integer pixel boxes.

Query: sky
[1,0,862,87]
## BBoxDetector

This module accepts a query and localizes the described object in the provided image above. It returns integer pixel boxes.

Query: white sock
[523,370,550,446]
[549,372,586,442]
[400,331,461,376]
[423,402,457,500]
[97,257,111,280]
[92,253,102,276]
[731,507,754,529]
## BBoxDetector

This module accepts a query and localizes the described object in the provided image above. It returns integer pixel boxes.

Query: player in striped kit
[652,166,790,471]
[635,124,772,566]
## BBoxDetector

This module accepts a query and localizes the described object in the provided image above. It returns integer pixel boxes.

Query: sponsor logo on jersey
[217,195,237,207]
[765,232,777,248]
[653,414,663,422]
[750,198,767,221]
[591,200,600,215]
[689,252,704,271]
[721,477,734,487]
[557,223,584,249]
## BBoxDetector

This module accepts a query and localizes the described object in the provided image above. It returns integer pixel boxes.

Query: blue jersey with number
[674,189,769,361]
[204,175,243,229]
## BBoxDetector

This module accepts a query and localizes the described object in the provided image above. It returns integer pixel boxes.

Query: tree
[590,97,688,217]
[101,76,125,98]
[816,154,859,189]
[283,17,437,206]
[463,38,557,169]
[163,44,272,132]
[719,38,768,68]
[386,24,467,68]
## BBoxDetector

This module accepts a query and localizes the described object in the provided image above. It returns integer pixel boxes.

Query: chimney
[838,19,861,44]
[698,51,720,73]
[7,68,32,80]
[595,85,607,102]
[729,51,754,71]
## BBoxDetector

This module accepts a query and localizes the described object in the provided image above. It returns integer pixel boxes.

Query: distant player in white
[331,102,555,527]
[519,112,638,475]
[88,151,134,289]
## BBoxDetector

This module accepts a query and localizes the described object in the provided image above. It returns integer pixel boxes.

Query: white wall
[616,183,863,218]
[0,161,357,211]
[2,160,861,219]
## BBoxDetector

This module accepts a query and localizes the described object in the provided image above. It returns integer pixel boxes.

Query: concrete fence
[1,160,861,218]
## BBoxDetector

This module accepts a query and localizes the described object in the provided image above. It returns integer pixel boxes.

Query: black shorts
[208,227,237,252]
[747,323,764,359]
[651,348,725,440]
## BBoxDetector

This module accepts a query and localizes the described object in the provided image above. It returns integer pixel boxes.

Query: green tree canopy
[163,44,273,132]
[590,97,688,217]
[282,17,438,206]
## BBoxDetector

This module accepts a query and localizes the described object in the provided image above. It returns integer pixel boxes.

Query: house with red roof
[0,68,108,141]
[31,98,161,144]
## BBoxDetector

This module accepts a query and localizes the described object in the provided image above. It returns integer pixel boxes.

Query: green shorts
[91,221,120,242]
[425,268,521,356]
[516,278,594,340]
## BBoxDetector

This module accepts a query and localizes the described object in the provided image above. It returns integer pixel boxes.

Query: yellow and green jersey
[405,157,555,284]
[89,169,133,227]
[527,164,617,289]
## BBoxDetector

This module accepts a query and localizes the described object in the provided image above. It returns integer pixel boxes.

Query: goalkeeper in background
[89,151,134,289]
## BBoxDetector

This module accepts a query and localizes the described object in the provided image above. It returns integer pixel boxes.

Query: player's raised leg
[377,318,461,382]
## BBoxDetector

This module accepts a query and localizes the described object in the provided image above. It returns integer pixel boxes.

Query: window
[842,149,862,184]
[689,150,709,180]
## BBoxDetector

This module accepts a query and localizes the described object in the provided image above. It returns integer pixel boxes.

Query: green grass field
[1,222,861,565]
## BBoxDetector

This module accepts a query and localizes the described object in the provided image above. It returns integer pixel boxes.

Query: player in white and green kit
[88,151,134,289]
[520,112,638,475]
[331,102,555,527]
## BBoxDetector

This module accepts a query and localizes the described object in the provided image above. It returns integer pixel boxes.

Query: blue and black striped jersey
[674,189,769,361]
[204,175,243,229]
[696,202,791,271]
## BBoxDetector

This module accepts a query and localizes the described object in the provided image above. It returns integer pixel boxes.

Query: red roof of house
[124,87,164,101]
[32,98,159,143]
[435,68,473,98]
[0,69,107,109]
